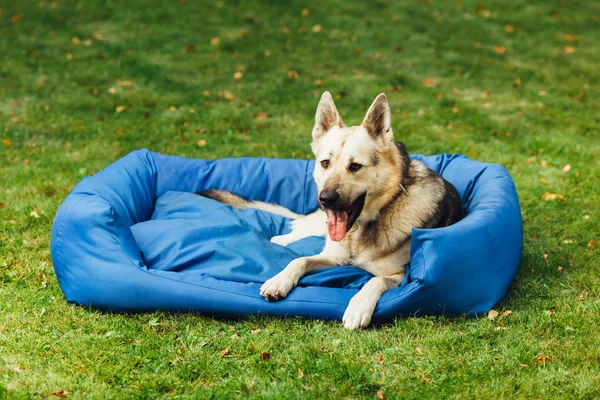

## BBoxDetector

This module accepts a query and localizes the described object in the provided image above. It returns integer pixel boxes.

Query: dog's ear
[362,93,392,139]
[313,91,343,141]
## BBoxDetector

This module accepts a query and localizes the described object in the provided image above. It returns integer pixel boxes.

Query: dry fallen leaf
[374,354,384,364]
[540,178,548,184]
[210,37,220,46]
[251,328,261,334]
[494,45,506,55]
[30,210,40,218]
[377,390,385,399]
[563,33,575,41]
[502,310,513,317]
[588,240,596,249]
[255,112,268,120]
[223,90,235,100]
[579,292,587,301]
[564,46,576,54]
[11,15,21,23]
[575,92,584,99]
[1,139,12,146]
[287,70,299,79]
[542,192,565,201]
[197,139,207,147]
[312,25,322,33]
[260,352,271,360]
[52,390,70,398]
[219,348,230,358]
[117,80,134,86]
[115,106,126,113]
[298,368,304,379]
[520,363,529,369]
[420,375,431,382]
[504,24,514,33]
[540,160,548,167]
[416,346,423,355]
[526,156,536,164]
[562,164,571,172]
[476,7,491,18]
[233,71,243,80]
[514,78,522,88]
[534,354,551,365]
[422,77,436,87]
[301,8,309,17]
[314,79,323,86]
[488,309,499,320]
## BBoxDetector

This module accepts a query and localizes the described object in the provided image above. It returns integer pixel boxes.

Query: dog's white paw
[270,234,295,246]
[260,271,296,301]
[342,292,377,330]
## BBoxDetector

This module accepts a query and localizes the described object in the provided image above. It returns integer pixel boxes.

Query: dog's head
[311,92,404,241]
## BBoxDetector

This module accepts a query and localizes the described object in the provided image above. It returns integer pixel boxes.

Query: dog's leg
[342,245,410,330]
[270,210,327,246]
[342,272,405,330]
[260,241,347,301]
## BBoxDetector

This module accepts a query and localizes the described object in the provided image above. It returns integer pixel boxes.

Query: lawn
[1,0,599,398]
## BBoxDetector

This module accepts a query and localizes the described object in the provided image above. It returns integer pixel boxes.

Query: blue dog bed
[50,149,522,323]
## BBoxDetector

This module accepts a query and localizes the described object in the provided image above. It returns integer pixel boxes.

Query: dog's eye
[320,160,330,169]
[349,163,363,172]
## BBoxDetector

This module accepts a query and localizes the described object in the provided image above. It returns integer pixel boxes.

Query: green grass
[1,0,599,398]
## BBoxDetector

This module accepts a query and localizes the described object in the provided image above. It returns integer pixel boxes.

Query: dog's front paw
[270,234,295,246]
[342,292,377,330]
[260,272,297,301]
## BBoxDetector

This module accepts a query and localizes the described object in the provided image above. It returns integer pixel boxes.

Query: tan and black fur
[200,92,461,329]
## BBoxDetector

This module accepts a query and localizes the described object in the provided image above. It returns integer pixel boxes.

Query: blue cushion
[50,149,522,323]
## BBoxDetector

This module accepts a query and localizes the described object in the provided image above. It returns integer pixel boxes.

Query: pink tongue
[326,211,349,241]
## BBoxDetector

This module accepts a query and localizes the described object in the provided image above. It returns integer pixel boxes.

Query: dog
[200,92,462,329]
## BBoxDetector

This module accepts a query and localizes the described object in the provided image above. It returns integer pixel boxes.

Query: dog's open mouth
[325,193,366,241]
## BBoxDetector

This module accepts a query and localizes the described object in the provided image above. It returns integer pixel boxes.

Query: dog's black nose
[319,190,340,208]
